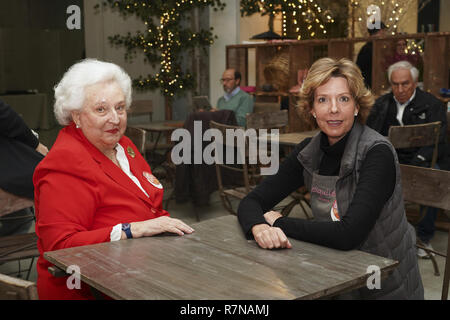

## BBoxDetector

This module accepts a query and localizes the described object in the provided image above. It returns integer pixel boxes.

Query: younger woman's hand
[251,224,292,250]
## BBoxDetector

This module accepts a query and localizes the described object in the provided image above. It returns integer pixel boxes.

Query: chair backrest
[210,120,254,192]
[253,102,280,114]
[400,164,450,210]
[128,100,153,121]
[0,273,38,300]
[0,188,34,218]
[192,96,212,111]
[388,121,441,168]
[125,127,147,157]
[246,110,288,131]
[400,164,450,300]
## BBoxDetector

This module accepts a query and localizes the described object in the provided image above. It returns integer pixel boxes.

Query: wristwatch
[121,223,133,239]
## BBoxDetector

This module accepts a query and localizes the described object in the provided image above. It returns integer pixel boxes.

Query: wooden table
[44,215,398,300]
[260,130,320,147]
[130,120,184,150]
[129,120,184,161]
[133,120,184,133]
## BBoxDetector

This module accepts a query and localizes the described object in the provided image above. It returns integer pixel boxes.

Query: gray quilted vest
[298,122,424,299]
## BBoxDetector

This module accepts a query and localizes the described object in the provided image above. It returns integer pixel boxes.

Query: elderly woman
[33,59,194,300]
[237,57,423,299]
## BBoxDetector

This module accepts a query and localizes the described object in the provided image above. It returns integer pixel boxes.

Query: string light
[103,0,225,99]
[361,0,405,35]
[279,0,335,39]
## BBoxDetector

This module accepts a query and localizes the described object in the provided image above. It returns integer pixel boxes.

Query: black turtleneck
[237,130,396,251]
[318,130,349,175]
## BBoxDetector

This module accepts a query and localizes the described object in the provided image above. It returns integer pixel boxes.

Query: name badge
[143,171,163,189]
[330,200,340,221]
[127,146,136,158]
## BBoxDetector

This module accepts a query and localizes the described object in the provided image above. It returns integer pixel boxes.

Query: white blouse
[110,143,150,241]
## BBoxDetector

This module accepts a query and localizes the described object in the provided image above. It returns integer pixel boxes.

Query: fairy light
[279,0,334,39]
[104,0,226,104]
[362,0,404,35]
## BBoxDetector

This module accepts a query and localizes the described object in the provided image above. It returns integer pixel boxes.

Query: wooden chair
[400,164,450,300]
[125,126,147,158]
[0,273,38,300]
[210,120,262,215]
[246,110,312,219]
[388,121,441,224]
[0,188,38,280]
[246,109,288,131]
[253,102,280,114]
[388,121,441,169]
[125,126,173,190]
[128,100,153,122]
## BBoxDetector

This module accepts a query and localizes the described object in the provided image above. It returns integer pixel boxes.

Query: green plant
[97,0,226,99]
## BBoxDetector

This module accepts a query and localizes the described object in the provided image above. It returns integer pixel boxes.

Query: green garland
[97,0,226,99]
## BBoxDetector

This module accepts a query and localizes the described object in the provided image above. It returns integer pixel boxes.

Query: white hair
[387,60,419,84]
[54,59,132,126]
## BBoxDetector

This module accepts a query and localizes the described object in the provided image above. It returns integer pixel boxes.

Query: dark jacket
[299,123,423,299]
[174,109,238,206]
[366,88,447,167]
[0,99,44,198]
[356,42,373,89]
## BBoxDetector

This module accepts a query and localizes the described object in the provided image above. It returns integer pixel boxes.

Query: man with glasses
[212,68,253,127]
[366,60,447,258]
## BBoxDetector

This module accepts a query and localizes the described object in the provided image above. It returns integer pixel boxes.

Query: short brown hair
[296,57,374,128]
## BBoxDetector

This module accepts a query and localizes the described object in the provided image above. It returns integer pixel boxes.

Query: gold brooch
[127,146,136,158]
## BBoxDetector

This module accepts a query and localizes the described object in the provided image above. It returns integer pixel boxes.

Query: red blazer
[33,123,169,300]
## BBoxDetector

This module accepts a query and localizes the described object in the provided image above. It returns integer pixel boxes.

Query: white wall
[209,0,240,106]
[83,0,166,121]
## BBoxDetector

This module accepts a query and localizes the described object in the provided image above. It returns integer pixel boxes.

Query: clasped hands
[251,211,292,250]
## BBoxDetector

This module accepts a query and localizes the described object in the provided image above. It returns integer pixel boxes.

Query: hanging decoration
[351,0,423,56]
[240,0,345,40]
[96,0,226,99]
[351,0,416,36]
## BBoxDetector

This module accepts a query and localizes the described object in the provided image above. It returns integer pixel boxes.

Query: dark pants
[416,206,438,243]
[0,208,34,237]
[416,163,440,244]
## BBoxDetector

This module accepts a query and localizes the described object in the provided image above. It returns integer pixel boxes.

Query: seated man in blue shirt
[366,60,447,258]
[211,68,254,127]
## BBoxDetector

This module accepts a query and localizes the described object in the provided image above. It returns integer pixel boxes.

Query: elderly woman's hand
[251,224,292,250]
[128,216,194,239]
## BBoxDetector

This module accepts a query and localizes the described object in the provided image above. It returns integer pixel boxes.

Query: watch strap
[121,223,133,239]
